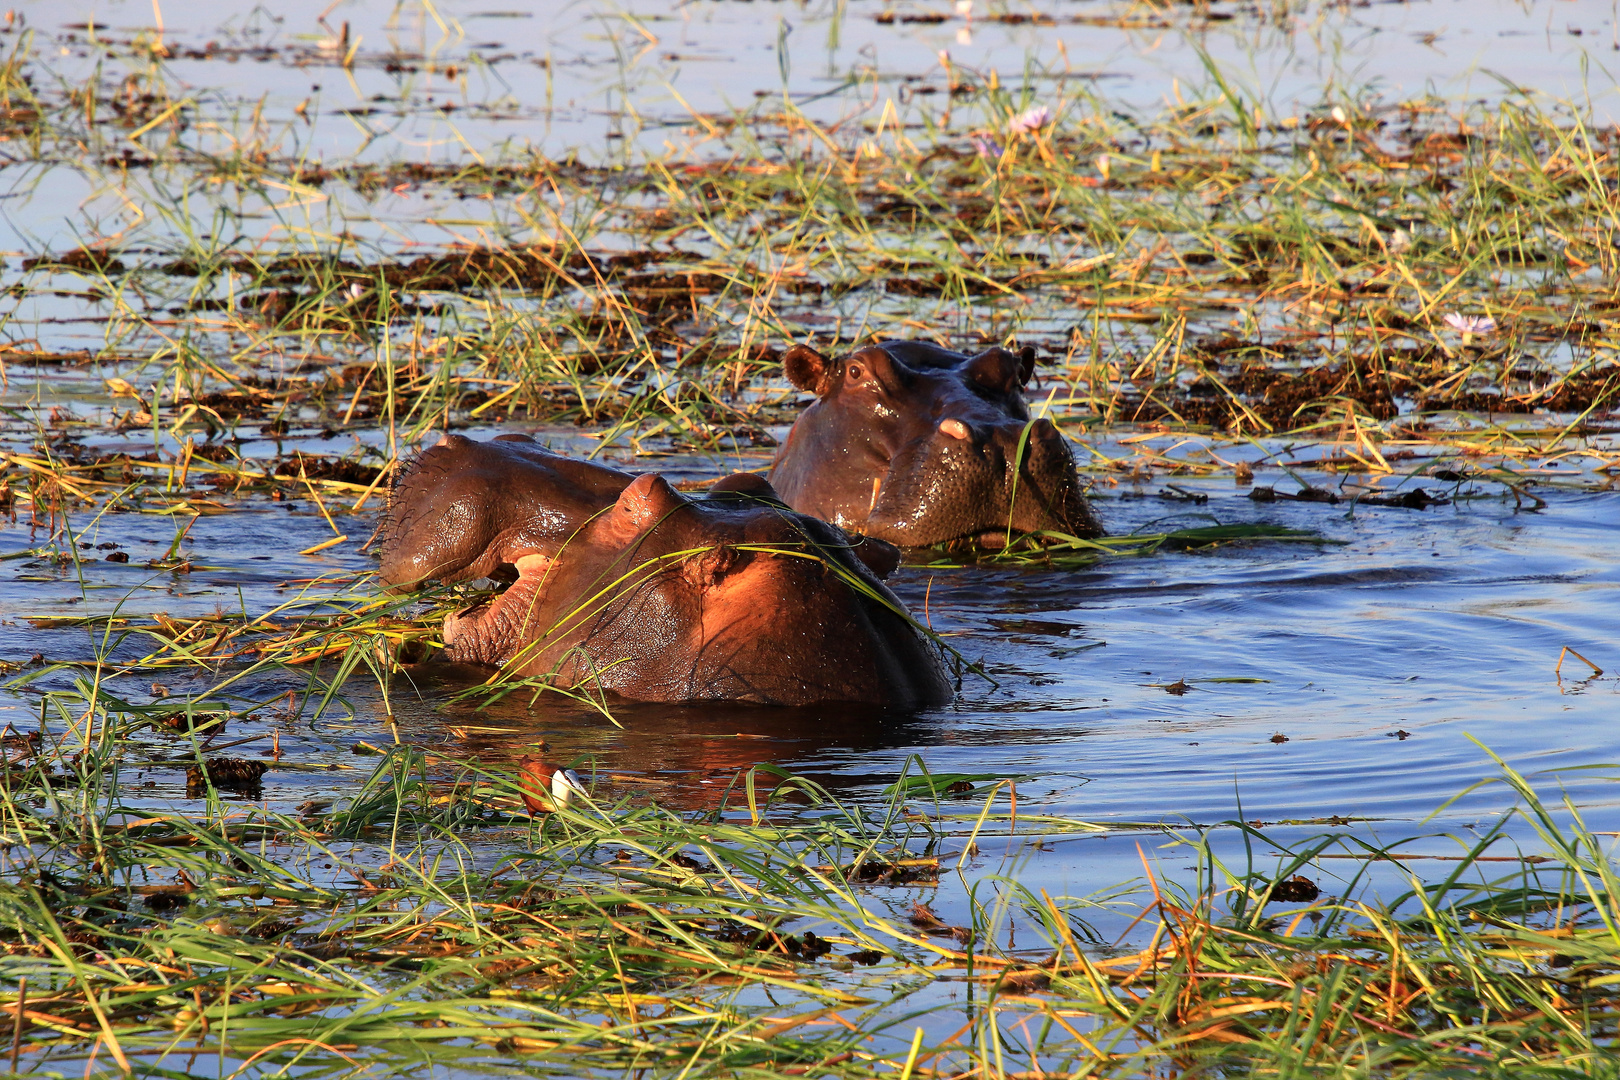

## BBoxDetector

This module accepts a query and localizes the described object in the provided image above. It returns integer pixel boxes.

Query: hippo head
[766,340,1102,548]
[380,433,635,590]
[381,434,951,708]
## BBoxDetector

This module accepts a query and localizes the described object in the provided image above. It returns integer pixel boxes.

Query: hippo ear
[783,343,831,395]
[849,536,902,580]
[430,432,473,452]
[1017,345,1037,387]
[708,472,787,506]
[965,347,1025,394]
[612,473,688,532]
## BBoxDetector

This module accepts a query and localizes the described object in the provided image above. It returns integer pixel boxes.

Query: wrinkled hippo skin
[381,433,952,707]
[767,340,1102,548]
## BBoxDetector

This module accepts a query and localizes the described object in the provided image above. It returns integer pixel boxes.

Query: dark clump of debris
[668,851,716,875]
[1122,345,1620,429]
[186,756,268,797]
[997,969,1053,995]
[711,922,834,960]
[272,451,385,486]
[848,859,940,886]
[1126,351,1399,429]
[1356,487,1449,509]
[1250,484,1449,509]
[151,706,231,733]
[250,918,300,939]
[908,901,974,944]
[1268,875,1322,903]
[145,890,190,913]
[21,247,127,274]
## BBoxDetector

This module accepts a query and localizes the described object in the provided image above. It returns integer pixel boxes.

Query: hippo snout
[865,416,1096,548]
[976,417,1074,495]
[1021,418,1075,474]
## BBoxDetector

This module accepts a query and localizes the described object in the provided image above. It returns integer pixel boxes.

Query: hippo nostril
[682,544,742,589]
[939,418,971,441]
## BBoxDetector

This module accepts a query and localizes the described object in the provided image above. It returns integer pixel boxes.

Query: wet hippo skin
[381,434,952,707]
[379,433,635,590]
[768,340,1103,548]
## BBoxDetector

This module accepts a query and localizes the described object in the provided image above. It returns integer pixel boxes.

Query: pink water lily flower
[1443,313,1497,335]
[1008,105,1052,135]
[973,136,1003,158]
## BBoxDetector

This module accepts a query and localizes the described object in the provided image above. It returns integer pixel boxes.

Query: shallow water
[7,0,1617,253]
[8,428,1618,880]
[8,425,1620,1072]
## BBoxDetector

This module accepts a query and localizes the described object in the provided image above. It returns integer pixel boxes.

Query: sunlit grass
[0,719,1614,1077]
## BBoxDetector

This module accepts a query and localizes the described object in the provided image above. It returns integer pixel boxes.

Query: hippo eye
[846,361,888,391]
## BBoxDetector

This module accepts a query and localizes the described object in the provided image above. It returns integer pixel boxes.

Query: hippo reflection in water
[768,340,1103,548]
[380,434,953,707]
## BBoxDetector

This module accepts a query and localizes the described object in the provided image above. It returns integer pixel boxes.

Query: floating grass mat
[0,26,1616,479]
[0,741,1613,1077]
[916,522,1331,571]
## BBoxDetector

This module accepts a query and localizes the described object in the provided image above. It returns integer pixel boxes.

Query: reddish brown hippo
[380,434,952,707]
[768,340,1101,548]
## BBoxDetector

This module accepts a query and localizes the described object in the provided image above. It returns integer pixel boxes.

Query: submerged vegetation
[0,0,1613,1074]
